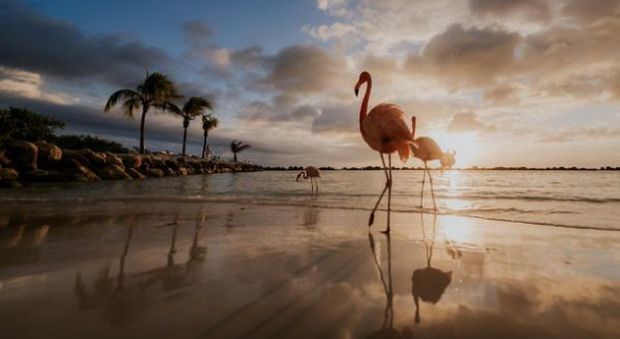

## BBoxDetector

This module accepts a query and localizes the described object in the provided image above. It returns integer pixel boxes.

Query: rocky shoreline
[0,139,262,188]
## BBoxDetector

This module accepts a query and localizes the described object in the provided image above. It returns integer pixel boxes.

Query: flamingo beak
[354,82,360,97]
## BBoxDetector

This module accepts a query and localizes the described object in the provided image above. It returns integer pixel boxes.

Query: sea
[2,170,618,231]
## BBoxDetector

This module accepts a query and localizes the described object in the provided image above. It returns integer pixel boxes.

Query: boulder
[162,167,176,176]
[35,141,62,168]
[126,168,146,179]
[165,159,180,171]
[119,154,142,168]
[104,152,124,168]
[4,140,38,171]
[63,159,100,182]
[177,167,190,176]
[0,168,19,181]
[82,149,107,168]
[97,164,132,180]
[0,149,11,166]
[147,168,165,178]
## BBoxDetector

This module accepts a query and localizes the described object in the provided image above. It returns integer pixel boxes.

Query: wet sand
[0,201,619,338]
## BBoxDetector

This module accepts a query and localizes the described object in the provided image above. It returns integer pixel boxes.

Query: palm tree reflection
[411,213,452,324]
[74,213,207,325]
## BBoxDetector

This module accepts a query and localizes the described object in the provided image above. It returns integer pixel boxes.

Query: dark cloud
[239,94,320,123]
[407,24,520,88]
[469,0,551,22]
[258,45,351,96]
[447,112,496,133]
[0,1,170,86]
[182,21,214,51]
[311,104,357,135]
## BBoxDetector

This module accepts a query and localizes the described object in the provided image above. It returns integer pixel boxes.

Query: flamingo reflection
[411,213,452,324]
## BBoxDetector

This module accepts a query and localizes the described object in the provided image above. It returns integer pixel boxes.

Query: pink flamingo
[410,117,456,210]
[296,166,321,191]
[355,71,415,233]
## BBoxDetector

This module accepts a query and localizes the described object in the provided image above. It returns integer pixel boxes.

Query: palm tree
[230,140,250,162]
[201,114,219,159]
[104,71,181,154]
[176,97,212,157]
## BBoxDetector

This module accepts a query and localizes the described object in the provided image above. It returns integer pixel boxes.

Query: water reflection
[366,233,415,339]
[74,213,207,326]
[411,213,452,324]
[0,221,49,267]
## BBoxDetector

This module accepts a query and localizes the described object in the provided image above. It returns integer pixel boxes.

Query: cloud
[562,0,620,23]
[0,66,78,105]
[258,45,351,97]
[447,112,496,133]
[311,103,358,136]
[541,126,620,142]
[0,1,170,85]
[316,0,350,17]
[469,0,551,22]
[407,24,520,89]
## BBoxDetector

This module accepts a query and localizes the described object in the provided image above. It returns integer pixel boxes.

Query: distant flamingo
[355,71,415,233]
[410,117,456,210]
[296,166,321,191]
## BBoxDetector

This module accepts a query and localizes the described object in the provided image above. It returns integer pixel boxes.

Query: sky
[1,0,619,168]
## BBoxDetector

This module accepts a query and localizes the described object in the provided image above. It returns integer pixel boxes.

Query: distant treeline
[264,166,620,171]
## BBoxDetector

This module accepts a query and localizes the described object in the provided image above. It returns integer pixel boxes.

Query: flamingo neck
[359,77,372,125]
[303,171,308,179]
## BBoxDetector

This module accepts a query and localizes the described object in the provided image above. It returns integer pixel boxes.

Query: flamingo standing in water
[355,71,415,233]
[410,117,456,210]
[296,166,321,192]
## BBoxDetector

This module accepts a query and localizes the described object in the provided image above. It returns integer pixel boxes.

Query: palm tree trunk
[234,153,237,162]
[139,106,148,154]
[201,131,208,159]
[182,126,188,157]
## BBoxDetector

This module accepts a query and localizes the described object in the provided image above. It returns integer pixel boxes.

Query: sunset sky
[1,0,619,167]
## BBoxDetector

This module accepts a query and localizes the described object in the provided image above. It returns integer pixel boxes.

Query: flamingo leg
[425,163,437,210]
[368,153,391,227]
[381,154,392,234]
[419,165,426,209]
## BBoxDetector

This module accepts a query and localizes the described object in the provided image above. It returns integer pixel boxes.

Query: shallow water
[2,170,619,230]
[0,201,619,339]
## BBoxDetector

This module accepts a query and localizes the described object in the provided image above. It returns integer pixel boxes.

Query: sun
[433,131,480,168]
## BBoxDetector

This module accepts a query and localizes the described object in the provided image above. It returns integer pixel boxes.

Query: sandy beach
[1,197,618,339]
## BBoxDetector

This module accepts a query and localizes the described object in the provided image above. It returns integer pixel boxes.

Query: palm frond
[104,89,141,112]
[202,114,219,131]
[183,97,213,119]
[121,97,142,118]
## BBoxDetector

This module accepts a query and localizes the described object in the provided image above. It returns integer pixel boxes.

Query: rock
[97,164,132,180]
[35,141,62,168]
[165,159,180,171]
[104,152,124,168]
[0,168,19,181]
[82,149,107,168]
[64,159,100,181]
[119,154,142,169]
[147,168,165,178]
[126,168,146,179]
[177,167,190,176]
[162,167,176,176]
[4,140,38,171]
[0,149,11,166]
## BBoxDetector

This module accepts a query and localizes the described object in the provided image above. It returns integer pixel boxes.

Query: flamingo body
[362,104,412,161]
[411,137,443,162]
